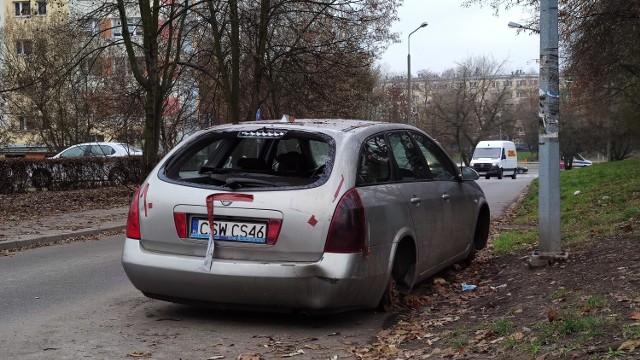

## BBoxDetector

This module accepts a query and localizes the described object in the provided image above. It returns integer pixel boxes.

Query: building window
[17,116,36,131]
[517,80,527,86]
[516,91,527,98]
[112,17,143,37]
[14,1,30,16]
[37,1,46,15]
[503,80,512,87]
[81,19,98,35]
[16,40,33,56]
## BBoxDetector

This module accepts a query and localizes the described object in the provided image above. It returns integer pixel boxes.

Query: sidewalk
[0,207,129,251]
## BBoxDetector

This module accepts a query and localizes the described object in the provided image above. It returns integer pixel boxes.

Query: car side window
[411,132,457,181]
[388,132,431,181]
[100,145,116,155]
[89,145,113,156]
[59,146,86,158]
[357,134,390,186]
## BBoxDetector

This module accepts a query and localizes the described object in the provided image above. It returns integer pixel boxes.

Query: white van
[470,140,518,179]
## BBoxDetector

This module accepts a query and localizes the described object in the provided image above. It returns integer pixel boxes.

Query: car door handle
[410,197,421,205]
[442,193,451,201]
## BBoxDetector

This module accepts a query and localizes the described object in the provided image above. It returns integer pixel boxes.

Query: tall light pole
[509,0,566,267]
[407,22,428,125]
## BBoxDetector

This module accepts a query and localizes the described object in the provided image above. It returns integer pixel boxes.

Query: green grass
[492,157,640,253]
[518,150,537,162]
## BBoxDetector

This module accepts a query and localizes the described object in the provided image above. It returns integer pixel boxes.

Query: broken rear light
[126,186,142,239]
[174,212,187,238]
[324,188,366,253]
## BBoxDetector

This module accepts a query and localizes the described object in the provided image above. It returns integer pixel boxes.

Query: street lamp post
[507,21,539,33]
[509,0,567,267]
[407,22,428,125]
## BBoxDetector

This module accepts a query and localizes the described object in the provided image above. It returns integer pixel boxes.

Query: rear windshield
[162,129,334,190]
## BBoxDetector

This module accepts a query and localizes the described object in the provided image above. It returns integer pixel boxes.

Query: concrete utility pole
[407,22,428,125]
[529,0,567,267]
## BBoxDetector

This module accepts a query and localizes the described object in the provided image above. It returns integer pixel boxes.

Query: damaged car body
[121,119,490,313]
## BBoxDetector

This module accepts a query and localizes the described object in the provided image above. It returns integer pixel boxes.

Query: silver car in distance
[122,119,490,313]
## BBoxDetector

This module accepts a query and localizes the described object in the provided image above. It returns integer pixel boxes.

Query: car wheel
[31,168,52,189]
[497,168,503,179]
[512,170,517,179]
[464,207,490,266]
[485,174,490,179]
[376,277,398,312]
[109,168,129,186]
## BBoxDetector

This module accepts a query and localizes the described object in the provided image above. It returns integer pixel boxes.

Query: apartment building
[380,69,540,144]
[0,0,149,157]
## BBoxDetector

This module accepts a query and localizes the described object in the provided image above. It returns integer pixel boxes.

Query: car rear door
[386,131,444,275]
[412,132,477,260]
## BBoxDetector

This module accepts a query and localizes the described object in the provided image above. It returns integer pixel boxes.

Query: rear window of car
[162,129,334,190]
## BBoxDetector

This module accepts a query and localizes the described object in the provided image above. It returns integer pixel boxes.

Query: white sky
[378,0,540,76]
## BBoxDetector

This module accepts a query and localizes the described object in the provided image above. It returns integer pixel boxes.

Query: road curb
[0,224,126,251]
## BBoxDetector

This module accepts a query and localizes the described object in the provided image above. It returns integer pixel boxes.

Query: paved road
[477,169,537,219]
[0,235,387,359]
[0,174,535,359]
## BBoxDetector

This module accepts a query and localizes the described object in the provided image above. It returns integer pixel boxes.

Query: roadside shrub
[0,156,144,194]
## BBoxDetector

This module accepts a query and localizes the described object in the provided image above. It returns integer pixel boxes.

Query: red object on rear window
[126,186,142,239]
[324,189,366,253]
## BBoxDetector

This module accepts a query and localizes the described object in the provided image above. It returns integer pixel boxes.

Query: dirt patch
[0,186,135,221]
[353,231,640,359]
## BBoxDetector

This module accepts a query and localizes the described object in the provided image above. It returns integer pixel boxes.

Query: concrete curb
[0,224,126,251]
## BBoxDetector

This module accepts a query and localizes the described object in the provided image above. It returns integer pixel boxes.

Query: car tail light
[126,186,142,239]
[266,219,283,245]
[174,212,187,238]
[325,188,366,253]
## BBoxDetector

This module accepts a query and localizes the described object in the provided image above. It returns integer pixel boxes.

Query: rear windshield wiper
[224,177,276,189]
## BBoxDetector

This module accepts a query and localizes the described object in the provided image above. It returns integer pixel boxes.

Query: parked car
[560,154,593,169]
[30,142,142,189]
[49,142,142,159]
[517,165,529,173]
[121,119,491,313]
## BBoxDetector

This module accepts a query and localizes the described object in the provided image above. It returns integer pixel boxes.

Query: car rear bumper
[121,238,388,312]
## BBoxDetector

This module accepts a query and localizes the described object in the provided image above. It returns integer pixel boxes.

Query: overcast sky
[378,0,540,76]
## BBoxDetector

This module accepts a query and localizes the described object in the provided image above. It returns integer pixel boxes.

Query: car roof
[203,119,414,138]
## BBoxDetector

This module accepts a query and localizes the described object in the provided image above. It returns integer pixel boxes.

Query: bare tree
[114,0,188,173]
[465,0,640,160]
[426,56,516,165]
[0,13,104,152]
[195,0,401,122]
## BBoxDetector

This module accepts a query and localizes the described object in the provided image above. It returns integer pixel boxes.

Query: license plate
[190,217,267,244]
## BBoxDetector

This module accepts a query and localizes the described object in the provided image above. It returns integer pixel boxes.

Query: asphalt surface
[0,207,128,251]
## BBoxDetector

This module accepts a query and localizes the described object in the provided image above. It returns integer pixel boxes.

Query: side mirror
[459,166,479,181]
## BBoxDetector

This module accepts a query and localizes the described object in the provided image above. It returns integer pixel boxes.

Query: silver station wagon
[122,119,490,312]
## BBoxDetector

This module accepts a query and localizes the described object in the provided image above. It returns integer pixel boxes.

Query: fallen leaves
[0,186,133,220]
[618,338,640,351]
